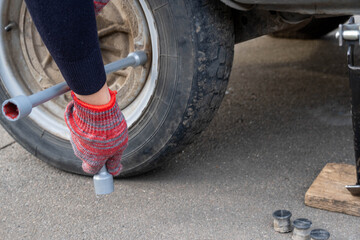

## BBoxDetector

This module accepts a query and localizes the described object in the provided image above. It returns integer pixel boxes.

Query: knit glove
[64,89,128,176]
[94,0,111,16]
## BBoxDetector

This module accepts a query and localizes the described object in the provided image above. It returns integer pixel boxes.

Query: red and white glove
[64,89,128,176]
[94,0,111,16]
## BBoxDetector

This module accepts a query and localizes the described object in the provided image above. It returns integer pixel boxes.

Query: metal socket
[93,165,114,195]
[272,210,292,233]
[310,229,330,240]
[4,22,16,32]
[292,218,312,240]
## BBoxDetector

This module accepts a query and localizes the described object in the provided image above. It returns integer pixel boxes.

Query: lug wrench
[1,51,147,121]
[337,17,360,196]
[1,50,147,195]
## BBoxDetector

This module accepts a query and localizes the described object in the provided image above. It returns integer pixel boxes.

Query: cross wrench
[1,51,147,122]
[1,50,147,195]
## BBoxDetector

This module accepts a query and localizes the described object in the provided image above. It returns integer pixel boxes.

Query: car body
[0,0,358,176]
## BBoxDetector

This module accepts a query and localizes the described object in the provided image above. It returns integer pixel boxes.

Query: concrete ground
[1,33,360,239]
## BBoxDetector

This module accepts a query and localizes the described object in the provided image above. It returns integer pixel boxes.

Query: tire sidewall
[122,0,195,175]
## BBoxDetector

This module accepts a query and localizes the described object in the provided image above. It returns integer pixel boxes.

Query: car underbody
[221,0,359,43]
[221,0,360,15]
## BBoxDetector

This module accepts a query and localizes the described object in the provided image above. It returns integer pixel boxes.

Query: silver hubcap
[0,0,159,139]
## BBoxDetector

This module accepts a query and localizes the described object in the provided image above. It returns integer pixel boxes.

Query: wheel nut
[310,229,330,240]
[292,218,312,240]
[272,210,292,233]
[4,22,16,32]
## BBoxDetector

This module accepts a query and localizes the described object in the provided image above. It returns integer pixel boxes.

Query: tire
[0,0,234,177]
[272,16,350,39]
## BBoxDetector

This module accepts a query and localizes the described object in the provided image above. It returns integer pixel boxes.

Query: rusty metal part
[4,22,16,32]
[234,9,312,43]
[220,0,253,11]
[231,0,360,15]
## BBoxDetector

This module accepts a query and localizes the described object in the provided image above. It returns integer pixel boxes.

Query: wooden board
[305,163,360,217]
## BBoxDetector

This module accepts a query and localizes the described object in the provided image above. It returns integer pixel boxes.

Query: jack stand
[304,18,360,217]
[337,17,360,196]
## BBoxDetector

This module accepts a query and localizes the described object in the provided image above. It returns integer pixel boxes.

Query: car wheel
[0,0,234,177]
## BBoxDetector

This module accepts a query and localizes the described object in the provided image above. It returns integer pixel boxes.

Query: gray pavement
[1,35,360,239]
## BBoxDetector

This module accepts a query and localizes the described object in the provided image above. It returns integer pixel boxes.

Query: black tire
[0,0,234,177]
[272,16,350,39]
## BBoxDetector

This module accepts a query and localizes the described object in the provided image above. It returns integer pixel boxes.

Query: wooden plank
[305,163,360,217]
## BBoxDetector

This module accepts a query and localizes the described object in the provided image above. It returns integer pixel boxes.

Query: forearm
[24,0,106,96]
[75,83,110,105]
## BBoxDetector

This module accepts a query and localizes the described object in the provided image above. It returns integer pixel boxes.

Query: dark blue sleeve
[24,0,106,95]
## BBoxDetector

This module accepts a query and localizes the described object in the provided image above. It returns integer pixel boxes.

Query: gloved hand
[65,89,128,176]
[94,0,111,16]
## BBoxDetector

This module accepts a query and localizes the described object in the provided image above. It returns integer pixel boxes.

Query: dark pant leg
[24,0,106,95]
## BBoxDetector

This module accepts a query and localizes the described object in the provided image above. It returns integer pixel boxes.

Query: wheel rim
[0,0,159,139]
